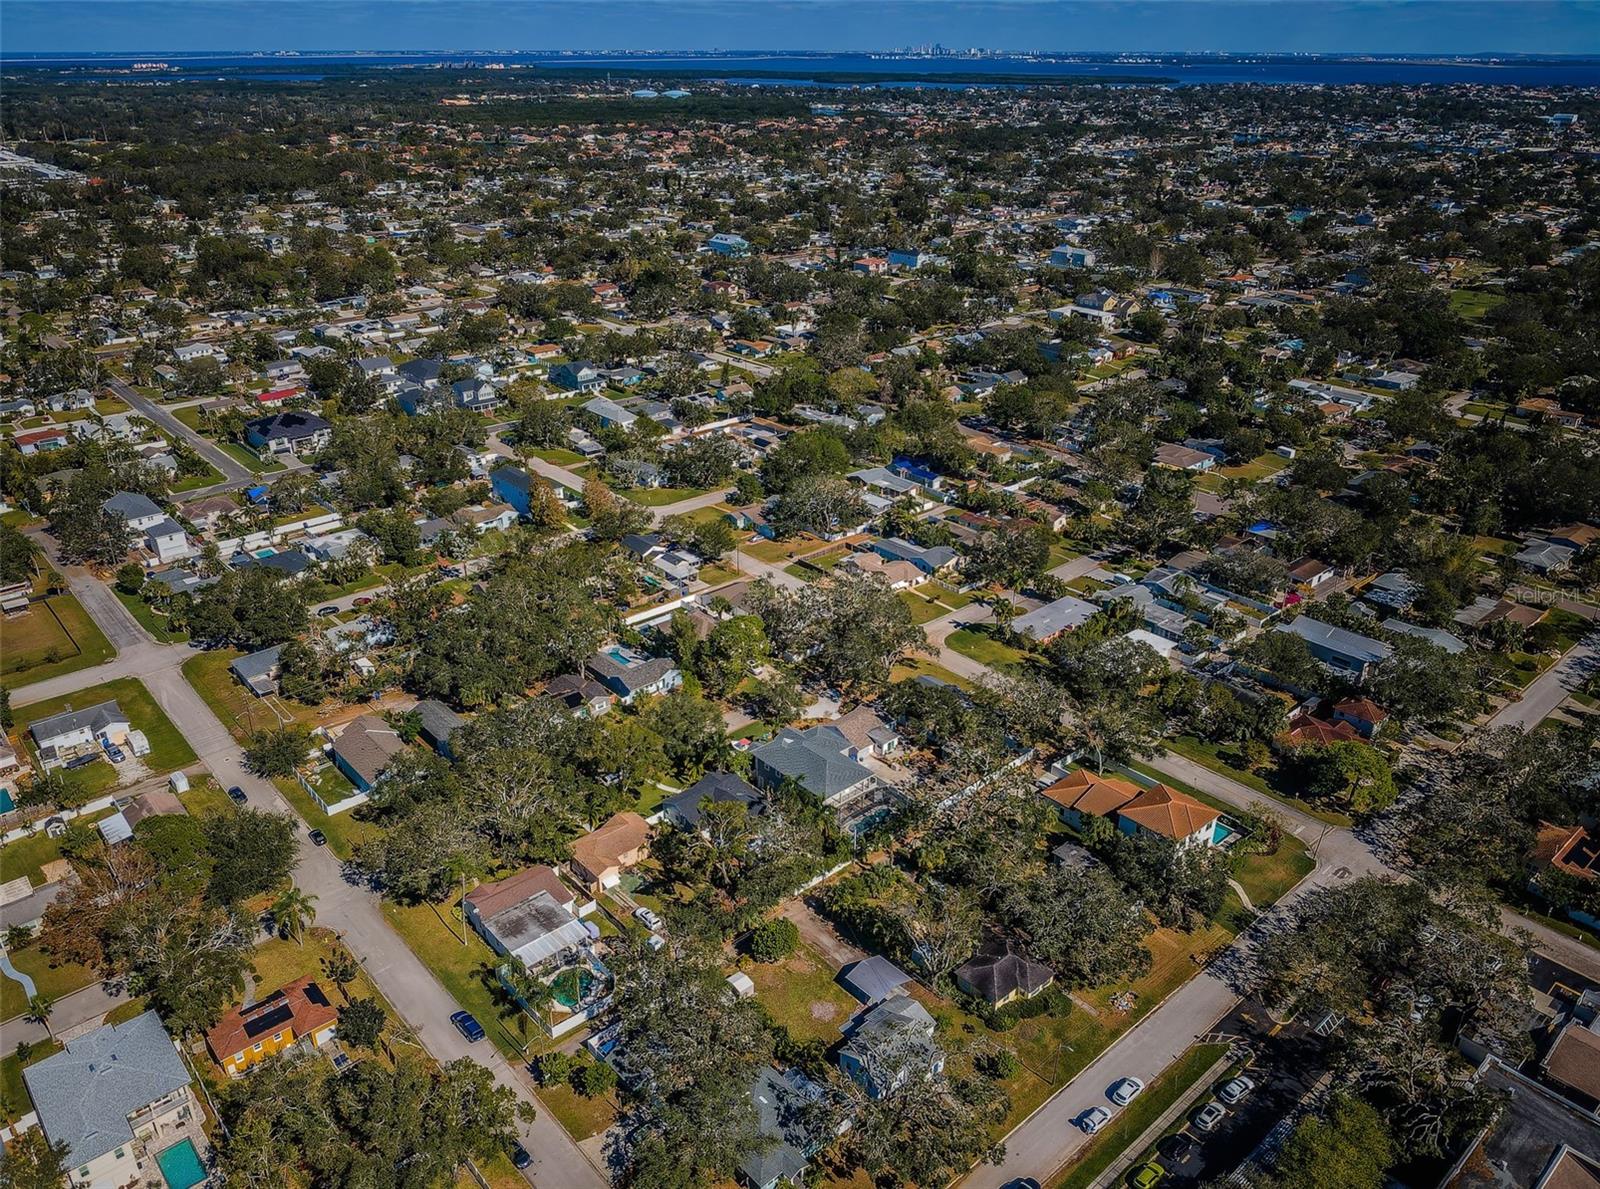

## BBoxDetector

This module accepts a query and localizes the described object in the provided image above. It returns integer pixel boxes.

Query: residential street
[9,573,606,1188]
[107,378,254,485]
[1487,631,1599,730]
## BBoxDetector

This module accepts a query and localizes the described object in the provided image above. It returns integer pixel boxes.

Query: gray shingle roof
[29,700,128,747]
[101,491,162,522]
[752,728,873,801]
[24,1010,190,1166]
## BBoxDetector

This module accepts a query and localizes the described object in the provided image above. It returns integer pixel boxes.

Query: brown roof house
[1040,770,1227,850]
[567,812,650,894]
[329,714,407,798]
[205,975,339,1077]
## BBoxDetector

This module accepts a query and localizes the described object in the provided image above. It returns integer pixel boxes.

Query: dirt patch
[810,1000,839,1023]
[785,956,814,974]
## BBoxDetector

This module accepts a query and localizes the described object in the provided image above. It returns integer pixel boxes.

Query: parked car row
[1123,1074,1258,1187]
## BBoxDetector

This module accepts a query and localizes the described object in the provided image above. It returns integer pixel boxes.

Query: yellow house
[205,976,339,1076]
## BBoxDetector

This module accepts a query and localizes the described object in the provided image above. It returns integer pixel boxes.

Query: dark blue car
[450,1010,485,1043]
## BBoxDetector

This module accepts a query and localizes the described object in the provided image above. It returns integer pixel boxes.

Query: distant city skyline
[5,1,1600,57]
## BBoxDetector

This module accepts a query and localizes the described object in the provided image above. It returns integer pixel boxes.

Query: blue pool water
[156,1139,206,1189]
[1213,822,1238,845]
[0,789,14,813]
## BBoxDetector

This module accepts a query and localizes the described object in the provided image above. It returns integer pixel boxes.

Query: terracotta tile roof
[1039,770,1141,818]
[1117,784,1221,840]
[1282,717,1363,747]
[1532,823,1600,880]
[1335,696,1389,724]
[205,976,337,1061]
[1545,1021,1600,1104]
[465,865,574,920]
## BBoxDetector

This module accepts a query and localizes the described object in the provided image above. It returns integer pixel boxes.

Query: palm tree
[270,888,318,946]
[25,994,55,1029]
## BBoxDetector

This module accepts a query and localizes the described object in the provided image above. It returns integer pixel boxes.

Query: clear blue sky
[4,1,1598,56]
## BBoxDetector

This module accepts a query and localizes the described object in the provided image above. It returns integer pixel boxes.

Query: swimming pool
[1213,822,1238,845]
[0,789,14,814]
[156,1138,206,1189]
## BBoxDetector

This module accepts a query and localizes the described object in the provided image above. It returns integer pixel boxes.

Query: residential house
[465,865,590,969]
[1039,769,1227,849]
[24,1011,198,1189]
[1276,616,1392,684]
[828,706,901,760]
[750,726,877,805]
[552,362,607,394]
[1531,822,1600,930]
[1049,245,1096,269]
[585,646,683,704]
[1153,442,1217,472]
[1012,594,1099,643]
[1331,696,1389,739]
[582,394,637,429]
[839,956,914,1005]
[736,1066,832,1189]
[1438,1057,1600,1189]
[839,994,944,1099]
[1514,540,1577,575]
[544,674,616,718]
[567,812,651,894]
[955,937,1055,1008]
[490,465,553,519]
[840,551,922,590]
[708,232,751,257]
[245,410,333,457]
[414,699,463,759]
[870,537,958,578]
[663,771,768,833]
[30,700,134,770]
[229,644,283,697]
[329,714,406,793]
[13,427,71,454]
[97,789,186,847]
[205,976,339,1077]
[451,377,502,414]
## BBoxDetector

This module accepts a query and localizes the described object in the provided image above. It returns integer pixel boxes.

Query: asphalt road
[12,557,606,1189]
[1487,631,1599,730]
[107,378,254,485]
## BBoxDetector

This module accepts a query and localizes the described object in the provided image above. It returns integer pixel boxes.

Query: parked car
[1132,1162,1165,1189]
[309,828,328,847]
[1194,1101,1227,1132]
[1110,1076,1145,1106]
[451,1011,486,1043]
[227,785,248,805]
[354,596,374,606]
[1080,1106,1111,1134]
[633,906,664,931]
[1219,1076,1256,1105]
[64,754,99,770]
[317,605,340,617]
[1000,1180,1041,1189]
[105,745,126,763]
[510,1145,531,1170]
[1157,1134,1197,1163]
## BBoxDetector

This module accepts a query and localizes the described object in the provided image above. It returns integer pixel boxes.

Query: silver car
[1219,1076,1256,1104]
[1110,1076,1145,1106]
[1194,1101,1227,1132]
[1080,1106,1112,1134]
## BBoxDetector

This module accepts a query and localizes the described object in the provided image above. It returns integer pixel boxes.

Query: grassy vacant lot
[14,676,197,787]
[888,654,976,691]
[113,589,188,642]
[1157,736,1354,828]
[0,943,98,1022]
[744,533,826,565]
[529,446,587,466]
[1,593,116,687]
[218,441,286,474]
[1449,288,1507,321]
[537,1078,620,1142]
[946,625,1034,671]
[1047,1043,1231,1189]
[182,649,318,742]
[621,485,716,507]
[744,939,860,1046]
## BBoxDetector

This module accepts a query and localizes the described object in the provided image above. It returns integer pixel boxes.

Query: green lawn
[1048,1043,1230,1189]
[168,462,226,493]
[172,405,206,430]
[744,534,824,565]
[14,676,196,785]
[898,587,953,625]
[178,777,237,819]
[1449,288,1506,321]
[0,1039,61,1125]
[0,807,117,886]
[1,593,116,687]
[0,944,99,1022]
[218,441,286,474]
[621,485,718,507]
[182,649,317,742]
[946,625,1034,671]
[537,1079,620,1142]
[530,447,587,466]
[743,939,859,1045]
[1159,737,1353,828]
[273,777,382,861]
[113,589,189,642]
[889,654,976,691]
